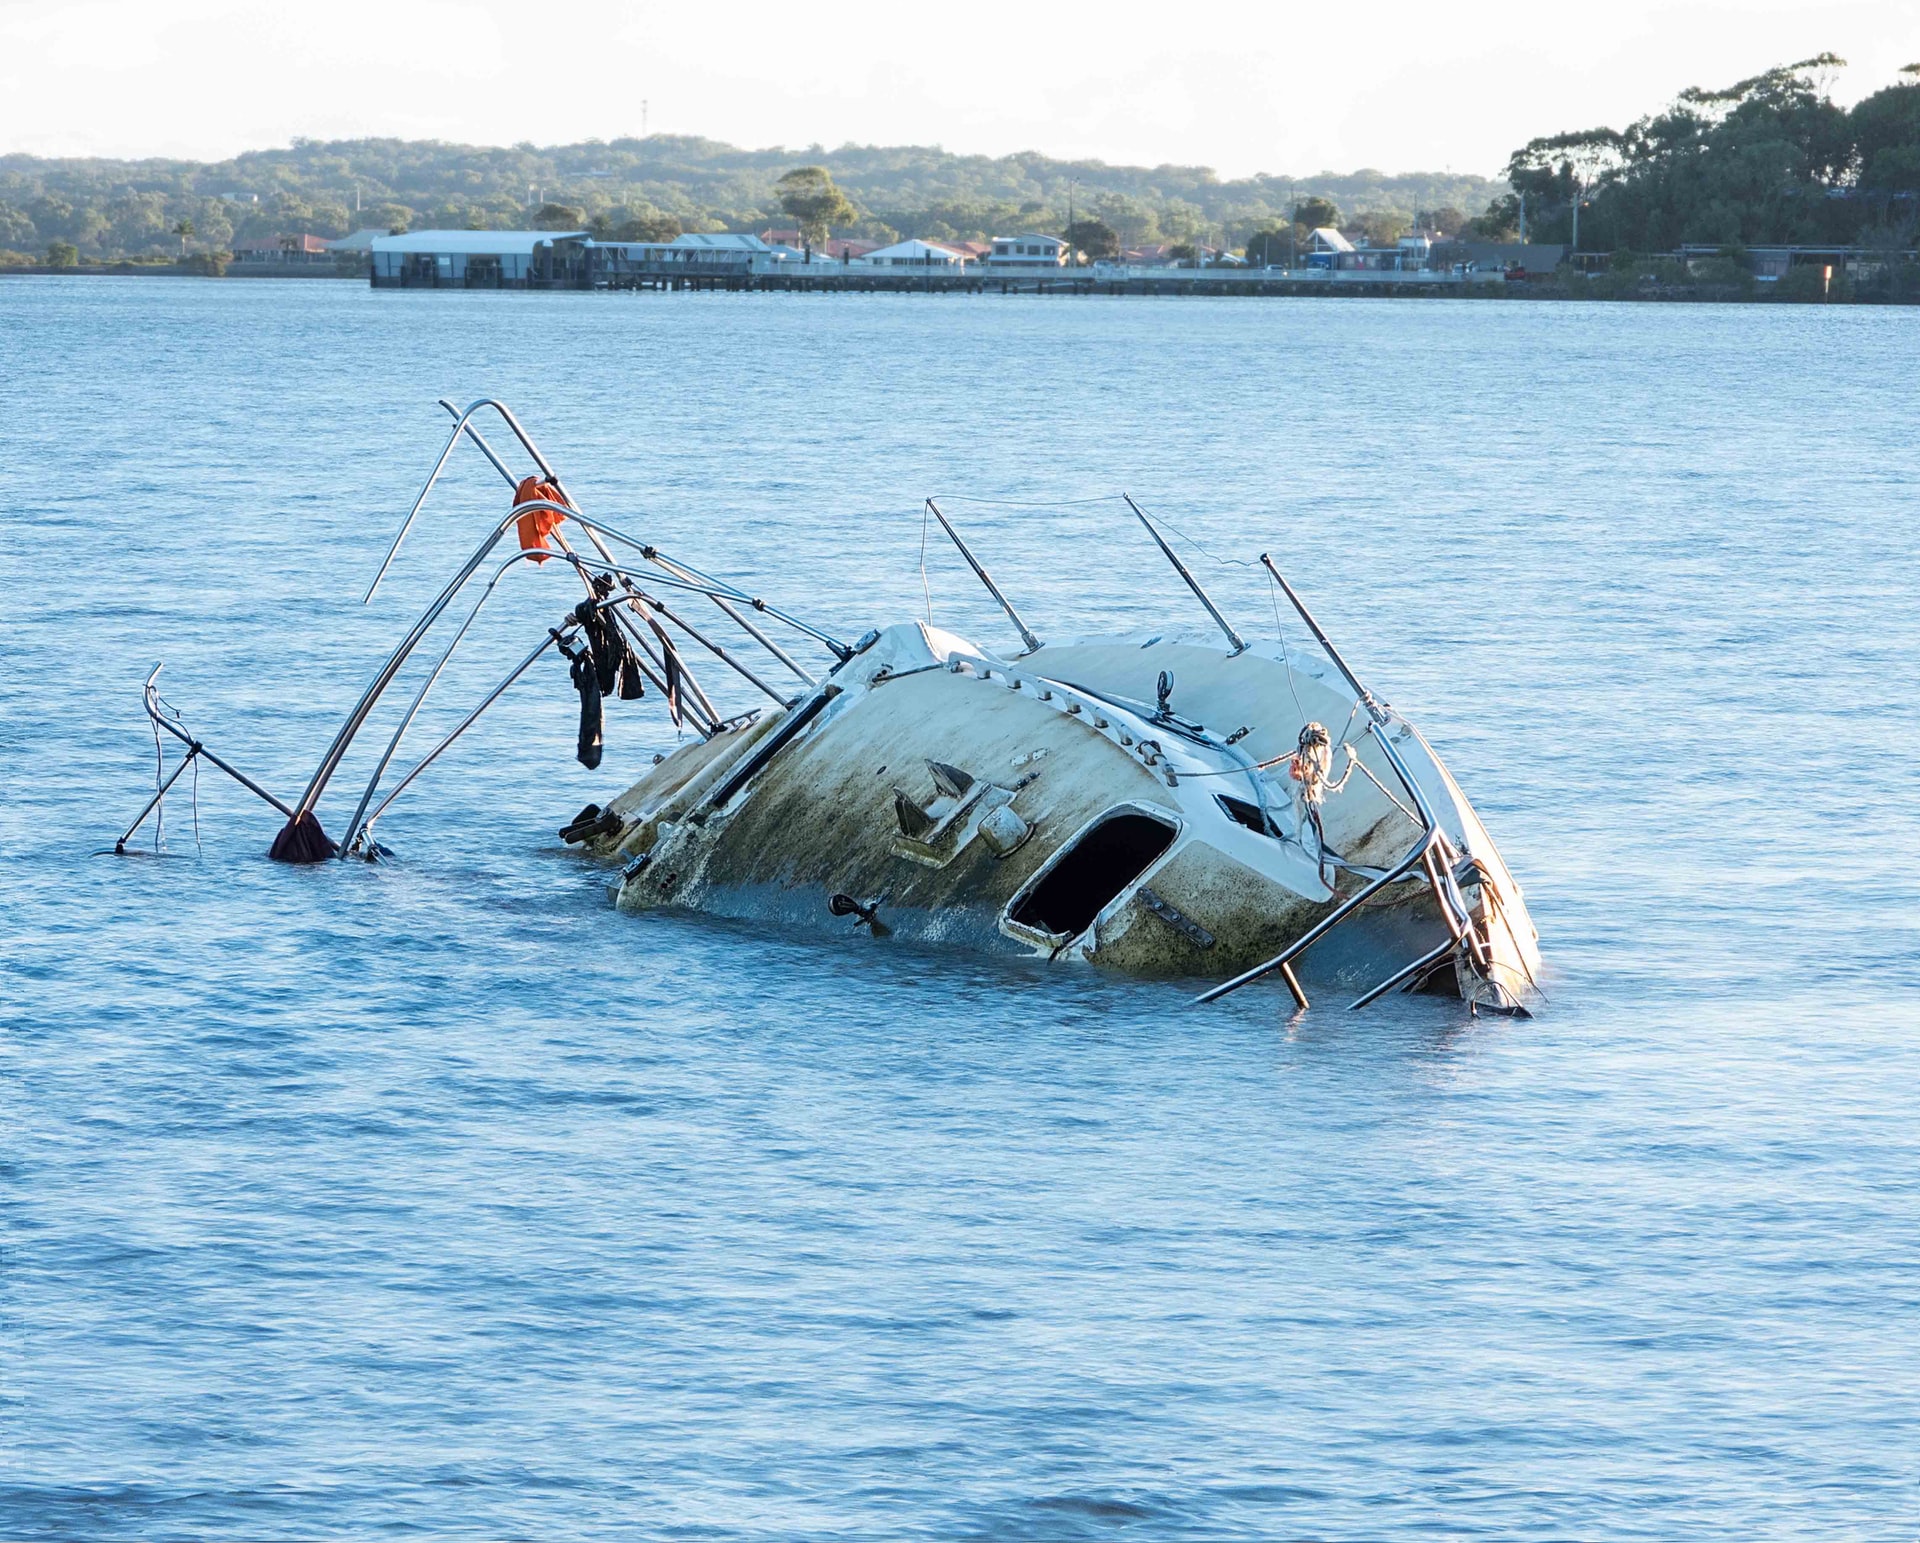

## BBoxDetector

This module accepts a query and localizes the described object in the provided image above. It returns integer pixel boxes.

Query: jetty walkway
[596,264,1494,297]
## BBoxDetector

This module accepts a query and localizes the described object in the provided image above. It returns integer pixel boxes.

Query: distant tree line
[0,134,1498,264]
[18,59,1911,275]
[1477,55,1920,254]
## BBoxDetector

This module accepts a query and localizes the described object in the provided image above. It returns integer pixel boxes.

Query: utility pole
[1067,177,1077,267]
[1517,190,1526,244]
[642,100,649,137]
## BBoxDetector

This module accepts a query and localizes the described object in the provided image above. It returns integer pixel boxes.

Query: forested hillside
[15,58,1916,269]
[0,135,1498,262]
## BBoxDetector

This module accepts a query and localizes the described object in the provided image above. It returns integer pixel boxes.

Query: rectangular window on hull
[1007,811,1177,939]
[1215,793,1276,836]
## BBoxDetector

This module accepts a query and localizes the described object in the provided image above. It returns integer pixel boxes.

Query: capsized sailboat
[116,401,1541,1014]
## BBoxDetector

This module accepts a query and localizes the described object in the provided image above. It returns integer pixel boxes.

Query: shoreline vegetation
[7,55,1920,304]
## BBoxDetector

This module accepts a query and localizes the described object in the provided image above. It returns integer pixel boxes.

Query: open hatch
[1005,806,1179,942]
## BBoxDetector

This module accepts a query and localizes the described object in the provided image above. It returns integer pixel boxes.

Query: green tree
[45,241,78,268]
[1506,127,1627,248]
[1091,193,1161,246]
[1775,261,1846,301]
[173,217,195,255]
[0,203,34,249]
[1353,209,1409,246]
[621,212,682,241]
[1244,226,1290,266]
[591,205,682,242]
[1504,56,1866,253]
[1293,195,1340,231]
[1471,195,1521,239]
[533,202,585,230]
[1064,218,1118,259]
[1851,71,1920,191]
[777,165,856,245]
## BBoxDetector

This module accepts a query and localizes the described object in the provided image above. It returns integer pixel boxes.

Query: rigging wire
[149,691,203,853]
[918,500,932,625]
[1131,502,1263,570]
[929,491,1130,509]
[1266,565,1312,729]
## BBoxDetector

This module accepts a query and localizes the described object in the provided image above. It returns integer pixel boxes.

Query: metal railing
[293,400,852,852]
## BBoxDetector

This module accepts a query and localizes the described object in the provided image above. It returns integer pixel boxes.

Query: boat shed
[369,230,589,288]
[865,238,970,268]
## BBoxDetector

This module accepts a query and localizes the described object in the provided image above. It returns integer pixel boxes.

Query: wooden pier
[587,262,1487,299]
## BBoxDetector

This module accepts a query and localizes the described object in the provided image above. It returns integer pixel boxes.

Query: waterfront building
[368,230,589,288]
[1429,242,1567,278]
[232,234,334,266]
[1675,243,1884,282]
[669,232,774,254]
[988,234,1068,267]
[756,229,878,260]
[1302,228,1355,269]
[864,238,970,268]
[583,231,777,285]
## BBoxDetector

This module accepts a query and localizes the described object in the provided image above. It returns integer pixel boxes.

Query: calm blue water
[4,278,1918,1539]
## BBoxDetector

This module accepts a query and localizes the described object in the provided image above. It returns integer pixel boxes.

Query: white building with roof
[369,229,589,288]
[1302,227,1356,269]
[864,238,970,268]
[988,234,1067,268]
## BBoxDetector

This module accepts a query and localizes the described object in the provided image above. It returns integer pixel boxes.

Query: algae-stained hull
[580,621,1542,1008]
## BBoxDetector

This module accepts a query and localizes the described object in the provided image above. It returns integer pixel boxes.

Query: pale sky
[1,0,1914,177]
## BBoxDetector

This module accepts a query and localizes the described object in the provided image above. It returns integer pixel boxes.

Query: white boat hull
[581,623,1541,1010]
